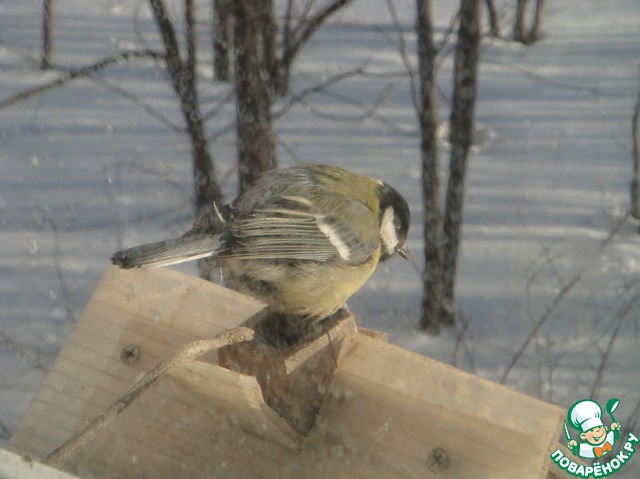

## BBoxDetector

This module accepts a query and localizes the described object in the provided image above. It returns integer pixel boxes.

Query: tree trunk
[148,0,222,214]
[631,83,640,220]
[233,0,277,194]
[261,1,279,102]
[514,0,527,43]
[514,0,545,44]
[41,0,54,69]
[417,0,444,334]
[442,0,481,325]
[213,0,231,81]
[484,0,501,38]
[528,0,545,43]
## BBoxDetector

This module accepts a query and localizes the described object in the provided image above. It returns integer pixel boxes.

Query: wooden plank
[296,334,566,479]
[91,266,265,335]
[11,267,567,479]
[11,266,266,460]
[167,359,302,448]
[304,371,544,478]
[339,334,565,448]
[65,361,301,479]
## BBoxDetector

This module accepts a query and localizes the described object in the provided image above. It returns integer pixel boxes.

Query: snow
[1,0,640,474]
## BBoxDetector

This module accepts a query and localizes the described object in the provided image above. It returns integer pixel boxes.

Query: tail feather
[111,233,223,269]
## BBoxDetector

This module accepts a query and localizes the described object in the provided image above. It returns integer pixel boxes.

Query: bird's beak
[398,244,411,261]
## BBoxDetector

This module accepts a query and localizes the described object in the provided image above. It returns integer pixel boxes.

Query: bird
[111,164,411,346]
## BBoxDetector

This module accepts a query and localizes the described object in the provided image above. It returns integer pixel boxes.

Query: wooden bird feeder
[6,266,576,478]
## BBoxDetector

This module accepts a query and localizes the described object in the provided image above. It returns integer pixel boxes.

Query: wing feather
[224,194,377,264]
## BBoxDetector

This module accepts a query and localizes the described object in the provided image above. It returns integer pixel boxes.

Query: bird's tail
[111,233,223,269]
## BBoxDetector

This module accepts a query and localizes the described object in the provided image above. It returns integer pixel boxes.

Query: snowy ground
[1,0,640,474]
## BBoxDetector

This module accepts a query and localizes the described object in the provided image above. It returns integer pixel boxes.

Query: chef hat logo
[568,399,604,433]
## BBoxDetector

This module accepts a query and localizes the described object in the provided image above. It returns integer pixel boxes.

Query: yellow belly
[222,254,379,318]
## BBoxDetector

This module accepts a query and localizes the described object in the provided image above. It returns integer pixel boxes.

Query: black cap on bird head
[377,183,411,261]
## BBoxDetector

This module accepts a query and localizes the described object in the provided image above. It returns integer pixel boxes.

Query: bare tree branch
[272,64,367,120]
[590,293,639,398]
[211,64,376,142]
[621,400,640,441]
[294,0,353,57]
[89,75,185,133]
[290,82,393,123]
[201,89,236,122]
[0,49,163,110]
[451,313,476,372]
[500,216,627,384]
[276,0,355,95]
[386,0,419,114]
[434,10,460,62]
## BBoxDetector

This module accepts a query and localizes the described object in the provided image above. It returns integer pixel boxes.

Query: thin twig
[49,217,76,325]
[275,132,305,164]
[451,314,475,372]
[88,75,185,133]
[590,293,640,398]
[210,64,370,142]
[201,89,236,122]
[621,400,640,440]
[434,10,460,60]
[0,49,164,110]
[500,216,626,384]
[291,0,354,57]
[385,0,418,114]
[273,64,367,120]
[293,82,392,123]
[483,57,602,95]
[42,327,255,468]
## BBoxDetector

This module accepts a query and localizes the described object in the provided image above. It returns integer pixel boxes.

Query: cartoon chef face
[581,425,609,446]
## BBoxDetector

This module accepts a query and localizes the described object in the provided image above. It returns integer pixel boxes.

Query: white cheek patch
[379,207,398,255]
[317,217,351,261]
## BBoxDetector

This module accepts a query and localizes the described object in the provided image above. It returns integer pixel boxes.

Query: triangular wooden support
[219,309,357,436]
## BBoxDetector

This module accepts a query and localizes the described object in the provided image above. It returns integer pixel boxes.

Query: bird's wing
[225,194,378,264]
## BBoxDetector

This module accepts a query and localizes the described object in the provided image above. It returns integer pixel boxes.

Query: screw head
[120,344,141,364]
[426,447,449,473]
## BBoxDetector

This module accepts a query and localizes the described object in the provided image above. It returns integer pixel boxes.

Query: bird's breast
[220,250,380,318]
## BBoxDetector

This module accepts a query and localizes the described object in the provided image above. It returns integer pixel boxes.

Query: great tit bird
[111,164,410,344]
